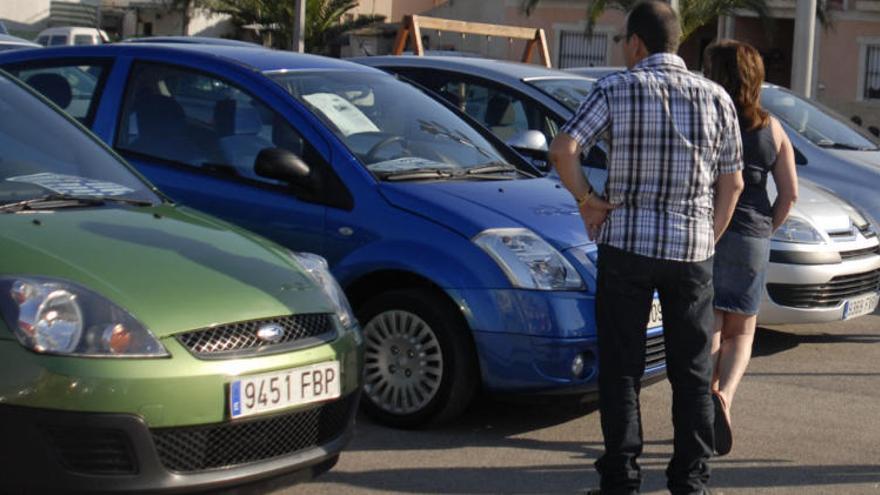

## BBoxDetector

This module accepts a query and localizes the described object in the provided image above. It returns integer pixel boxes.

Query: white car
[35,27,109,47]
[357,56,880,325]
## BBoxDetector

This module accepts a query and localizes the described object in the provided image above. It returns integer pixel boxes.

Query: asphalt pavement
[273,307,880,494]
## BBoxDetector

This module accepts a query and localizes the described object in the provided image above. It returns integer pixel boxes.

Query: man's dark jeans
[594,245,715,495]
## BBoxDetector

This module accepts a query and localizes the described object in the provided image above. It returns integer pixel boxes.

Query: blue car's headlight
[772,217,825,244]
[0,277,167,357]
[473,228,584,290]
[289,252,357,330]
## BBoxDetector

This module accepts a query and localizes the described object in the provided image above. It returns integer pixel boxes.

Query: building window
[864,44,880,100]
[558,31,608,69]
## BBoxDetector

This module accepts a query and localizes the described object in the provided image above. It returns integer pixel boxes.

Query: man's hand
[580,195,615,240]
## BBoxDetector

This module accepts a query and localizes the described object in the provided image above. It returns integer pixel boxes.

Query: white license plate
[229,361,340,419]
[843,292,879,320]
[648,299,663,328]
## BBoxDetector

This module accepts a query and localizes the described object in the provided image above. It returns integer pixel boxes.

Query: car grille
[177,314,337,358]
[152,394,356,473]
[645,334,666,369]
[46,427,137,475]
[767,269,880,308]
[839,245,880,261]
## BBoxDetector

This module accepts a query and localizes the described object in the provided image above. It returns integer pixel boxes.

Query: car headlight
[289,252,357,329]
[474,228,584,290]
[0,277,168,357]
[772,217,825,244]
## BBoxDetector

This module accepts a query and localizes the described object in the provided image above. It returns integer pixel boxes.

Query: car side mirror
[869,126,880,138]
[507,130,549,171]
[255,148,315,189]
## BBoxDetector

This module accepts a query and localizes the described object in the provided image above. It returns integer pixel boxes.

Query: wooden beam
[392,15,552,67]
[537,29,551,68]
[410,15,540,40]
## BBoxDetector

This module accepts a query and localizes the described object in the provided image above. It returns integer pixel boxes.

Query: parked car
[570,67,880,227]
[0,43,667,427]
[0,34,41,52]
[35,26,109,47]
[0,69,362,492]
[357,56,880,325]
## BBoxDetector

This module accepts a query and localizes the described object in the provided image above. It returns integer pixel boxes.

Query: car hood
[0,204,334,339]
[379,177,590,250]
[769,178,853,232]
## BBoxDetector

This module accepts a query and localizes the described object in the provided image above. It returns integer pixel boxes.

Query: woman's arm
[770,117,799,232]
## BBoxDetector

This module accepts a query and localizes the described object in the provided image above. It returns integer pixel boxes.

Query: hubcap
[363,310,443,415]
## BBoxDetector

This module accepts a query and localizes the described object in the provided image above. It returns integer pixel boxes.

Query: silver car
[355,56,880,325]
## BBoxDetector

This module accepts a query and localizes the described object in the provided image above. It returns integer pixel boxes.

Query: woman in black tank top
[705,40,799,455]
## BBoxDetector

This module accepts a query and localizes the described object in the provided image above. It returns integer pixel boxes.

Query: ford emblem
[256,324,285,343]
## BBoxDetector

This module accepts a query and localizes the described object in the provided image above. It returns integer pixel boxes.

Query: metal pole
[791,0,817,97]
[293,0,306,53]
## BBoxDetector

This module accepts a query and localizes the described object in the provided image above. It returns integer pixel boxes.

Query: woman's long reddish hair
[705,39,771,130]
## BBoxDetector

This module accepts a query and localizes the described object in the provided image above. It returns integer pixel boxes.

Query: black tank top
[728,123,777,238]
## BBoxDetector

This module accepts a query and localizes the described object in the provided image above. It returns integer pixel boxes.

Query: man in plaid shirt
[549,2,744,494]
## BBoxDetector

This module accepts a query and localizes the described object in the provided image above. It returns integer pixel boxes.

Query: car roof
[4,43,383,74]
[121,36,260,47]
[352,55,595,83]
[37,26,104,35]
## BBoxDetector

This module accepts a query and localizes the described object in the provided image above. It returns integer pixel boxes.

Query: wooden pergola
[392,15,552,68]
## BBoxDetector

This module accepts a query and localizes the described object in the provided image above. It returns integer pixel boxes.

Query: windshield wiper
[465,162,539,178]
[378,168,457,182]
[816,141,876,151]
[0,194,154,213]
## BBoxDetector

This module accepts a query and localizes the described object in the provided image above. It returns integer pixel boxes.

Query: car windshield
[0,74,158,205]
[762,86,879,151]
[526,78,595,112]
[268,71,516,177]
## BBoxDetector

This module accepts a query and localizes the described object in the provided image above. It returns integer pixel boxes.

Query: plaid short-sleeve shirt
[561,53,744,262]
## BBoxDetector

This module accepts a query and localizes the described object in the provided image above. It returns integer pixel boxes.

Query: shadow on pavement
[300,462,880,494]
[752,326,880,358]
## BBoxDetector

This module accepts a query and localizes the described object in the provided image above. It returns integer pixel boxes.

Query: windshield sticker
[302,93,380,136]
[7,173,134,196]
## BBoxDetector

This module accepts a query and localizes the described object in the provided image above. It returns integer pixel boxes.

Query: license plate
[648,299,663,328]
[229,361,340,419]
[843,292,879,320]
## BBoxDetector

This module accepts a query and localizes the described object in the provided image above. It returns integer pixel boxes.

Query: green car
[0,71,362,493]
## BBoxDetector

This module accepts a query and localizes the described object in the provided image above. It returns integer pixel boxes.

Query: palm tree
[519,0,827,42]
[207,0,384,54]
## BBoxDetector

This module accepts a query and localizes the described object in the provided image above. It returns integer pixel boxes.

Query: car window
[762,86,879,151]
[11,63,107,125]
[525,78,595,113]
[270,70,521,177]
[0,75,158,205]
[395,69,557,144]
[73,34,95,45]
[48,35,67,46]
[116,62,314,185]
[36,36,49,46]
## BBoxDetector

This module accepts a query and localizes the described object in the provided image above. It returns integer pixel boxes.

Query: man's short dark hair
[626,1,681,54]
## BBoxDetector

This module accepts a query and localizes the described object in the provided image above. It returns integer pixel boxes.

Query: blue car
[0,44,665,427]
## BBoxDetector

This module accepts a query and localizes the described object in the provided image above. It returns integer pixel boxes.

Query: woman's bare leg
[714,311,758,409]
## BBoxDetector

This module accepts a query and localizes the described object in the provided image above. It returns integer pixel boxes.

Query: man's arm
[551,88,614,239]
[550,134,614,239]
[713,171,744,243]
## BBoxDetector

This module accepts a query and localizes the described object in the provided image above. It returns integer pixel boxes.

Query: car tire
[357,288,478,428]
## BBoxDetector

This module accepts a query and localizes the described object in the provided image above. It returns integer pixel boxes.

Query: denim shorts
[713,230,771,315]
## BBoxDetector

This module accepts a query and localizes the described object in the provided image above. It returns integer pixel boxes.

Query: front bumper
[0,393,359,494]
[759,251,880,325]
[452,288,666,393]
